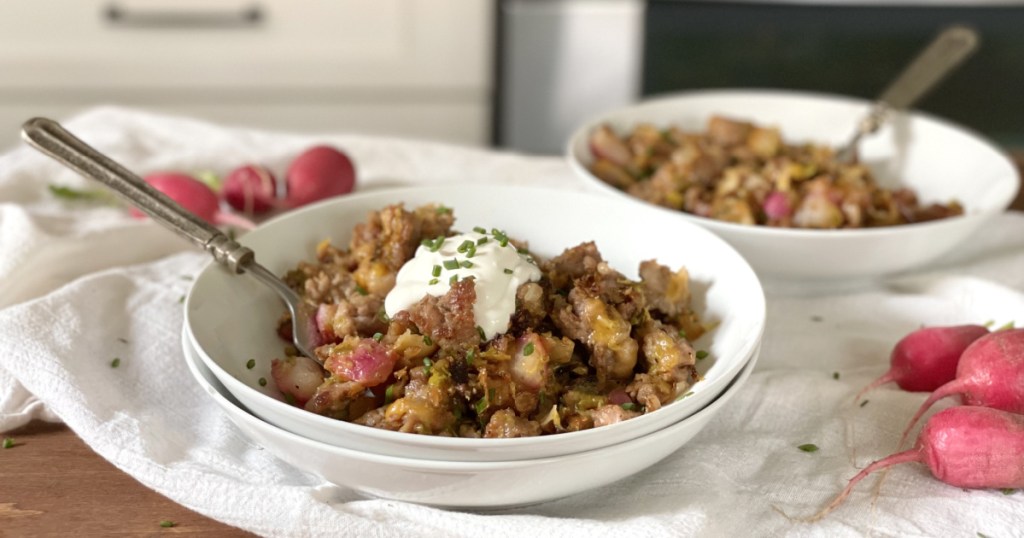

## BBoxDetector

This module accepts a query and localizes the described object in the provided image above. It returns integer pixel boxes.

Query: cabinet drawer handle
[104,3,263,29]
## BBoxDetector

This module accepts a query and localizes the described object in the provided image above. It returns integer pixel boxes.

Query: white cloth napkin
[2,107,1023,537]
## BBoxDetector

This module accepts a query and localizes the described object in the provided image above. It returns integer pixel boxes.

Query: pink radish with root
[899,328,1024,447]
[854,324,989,402]
[810,406,1024,520]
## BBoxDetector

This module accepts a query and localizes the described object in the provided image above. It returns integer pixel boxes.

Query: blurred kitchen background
[2,0,1022,154]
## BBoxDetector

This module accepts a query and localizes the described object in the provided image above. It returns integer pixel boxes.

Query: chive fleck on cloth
[2,108,1024,537]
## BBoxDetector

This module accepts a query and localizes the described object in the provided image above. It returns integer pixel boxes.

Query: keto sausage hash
[271,204,705,437]
[588,116,963,228]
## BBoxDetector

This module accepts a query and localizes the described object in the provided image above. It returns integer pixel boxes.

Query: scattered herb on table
[258,377,267,387]
[859,399,869,408]
[797,443,819,453]
[159,520,176,528]
[117,337,129,344]
[811,315,823,323]
[177,295,185,304]
[696,350,708,360]
[246,359,256,370]
[110,357,121,368]
[2,437,14,449]
[832,372,840,380]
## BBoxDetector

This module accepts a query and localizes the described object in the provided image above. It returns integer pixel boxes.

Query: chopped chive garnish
[460,260,474,269]
[523,342,535,356]
[423,335,434,346]
[477,237,488,245]
[2,437,14,449]
[432,265,442,277]
[997,321,1016,331]
[449,274,458,285]
[384,384,396,405]
[159,520,176,528]
[110,357,121,368]
[516,247,529,254]
[420,238,431,247]
[428,236,445,252]
[377,309,390,323]
[696,350,708,360]
[258,377,267,387]
[678,329,686,339]
[429,278,439,285]
[797,443,819,453]
[246,359,256,370]
[443,259,459,270]
[621,402,637,411]
[832,371,840,380]
[354,285,368,296]
[859,399,869,408]
[498,237,509,247]
[423,358,434,376]
[457,240,474,253]
[477,326,486,340]
[473,226,487,234]
[1001,488,1017,495]
[503,268,513,274]
[435,205,451,215]
[474,397,488,415]
[466,349,476,366]
[983,320,995,328]
[373,332,384,342]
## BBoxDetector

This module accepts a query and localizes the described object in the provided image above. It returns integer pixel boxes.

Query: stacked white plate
[183,185,765,508]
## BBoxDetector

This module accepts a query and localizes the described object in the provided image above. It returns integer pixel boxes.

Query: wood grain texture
[0,421,253,537]
[1,153,1022,537]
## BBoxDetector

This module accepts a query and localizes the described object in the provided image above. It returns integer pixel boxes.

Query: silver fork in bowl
[21,117,321,364]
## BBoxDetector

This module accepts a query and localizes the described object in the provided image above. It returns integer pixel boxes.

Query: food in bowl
[271,203,707,438]
[588,115,964,229]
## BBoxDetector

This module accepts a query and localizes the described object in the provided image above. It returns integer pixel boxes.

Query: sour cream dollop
[384,231,542,339]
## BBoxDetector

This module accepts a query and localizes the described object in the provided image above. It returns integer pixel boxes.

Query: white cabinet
[0,0,493,149]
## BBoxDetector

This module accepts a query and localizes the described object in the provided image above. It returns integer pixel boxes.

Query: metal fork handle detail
[21,117,254,274]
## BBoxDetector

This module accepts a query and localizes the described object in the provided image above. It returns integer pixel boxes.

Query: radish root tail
[801,449,920,523]
[898,381,961,449]
[853,371,896,404]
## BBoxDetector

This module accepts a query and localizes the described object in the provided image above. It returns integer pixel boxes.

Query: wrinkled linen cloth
[2,107,1023,537]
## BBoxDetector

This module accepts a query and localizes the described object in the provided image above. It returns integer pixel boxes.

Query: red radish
[854,324,989,402]
[285,145,356,208]
[812,406,1024,519]
[324,339,396,387]
[762,191,792,220]
[270,356,325,406]
[223,164,278,215]
[899,328,1024,447]
[131,172,255,230]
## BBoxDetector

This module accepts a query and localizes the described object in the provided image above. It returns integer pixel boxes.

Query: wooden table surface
[4,157,1024,537]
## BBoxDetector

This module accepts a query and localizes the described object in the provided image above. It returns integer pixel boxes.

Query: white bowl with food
[567,89,1020,281]
[183,327,759,508]
[185,185,765,461]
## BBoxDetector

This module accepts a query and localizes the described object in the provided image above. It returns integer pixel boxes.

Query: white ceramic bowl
[185,185,765,461]
[183,327,759,508]
[568,89,1020,281]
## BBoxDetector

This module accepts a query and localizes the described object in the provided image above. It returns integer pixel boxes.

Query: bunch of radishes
[132,145,356,229]
[816,324,1024,517]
